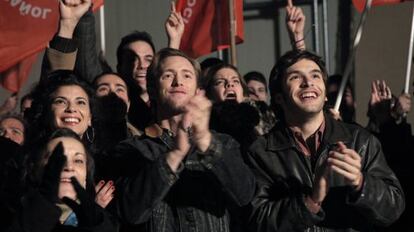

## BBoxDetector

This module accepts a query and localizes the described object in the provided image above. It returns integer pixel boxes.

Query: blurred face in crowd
[128,41,154,93]
[157,55,198,113]
[327,83,354,108]
[0,117,24,145]
[95,74,130,111]
[51,85,92,137]
[211,68,244,103]
[247,80,268,102]
[277,59,326,117]
[46,136,87,200]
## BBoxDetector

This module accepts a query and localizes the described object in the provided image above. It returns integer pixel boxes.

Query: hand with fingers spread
[286,0,306,50]
[62,177,102,227]
[39,142,66,203]
[182,90,213,153]
[59,0,92,38]
[370,80,392,105]
[166,1,185,49]
[95,180,115,208]
[368,80,393,124]
[327,142,363,190]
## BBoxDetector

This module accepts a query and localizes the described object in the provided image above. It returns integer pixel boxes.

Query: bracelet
[295,38,305,44]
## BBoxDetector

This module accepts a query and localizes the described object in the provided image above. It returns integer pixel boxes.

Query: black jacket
[6,190,117,232]
[113,126,256,232]
[246,115,405,232]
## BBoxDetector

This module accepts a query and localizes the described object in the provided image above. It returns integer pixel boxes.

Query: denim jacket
[114,124,256,232]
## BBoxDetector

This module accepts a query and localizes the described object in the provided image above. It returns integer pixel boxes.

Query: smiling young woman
[25,70,96,146]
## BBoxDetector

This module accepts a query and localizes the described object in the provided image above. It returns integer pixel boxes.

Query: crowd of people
[0,0,412,231]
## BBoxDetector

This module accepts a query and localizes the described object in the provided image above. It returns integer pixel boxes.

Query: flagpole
[312,0,320,54]
[99,5,106,55]
[404,2,414,94]
[228,0,237,66]
[334,0,372,112]
[322,0,330,74]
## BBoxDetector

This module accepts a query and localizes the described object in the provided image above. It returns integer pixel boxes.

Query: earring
[86,126,95,143]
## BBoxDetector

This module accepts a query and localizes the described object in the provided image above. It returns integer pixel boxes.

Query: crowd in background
[0,0,412,231]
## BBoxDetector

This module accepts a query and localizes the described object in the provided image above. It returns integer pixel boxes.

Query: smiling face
[211,68,244,103]
[46,136,87,200]
[51,85,92,137]
[157,55,198,114]
[128,41,154,93]
[277,59,326,117]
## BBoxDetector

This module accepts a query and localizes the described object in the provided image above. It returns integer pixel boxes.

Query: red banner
[0,0,104,92]
[353,0,414,12]
[176,0,244,58]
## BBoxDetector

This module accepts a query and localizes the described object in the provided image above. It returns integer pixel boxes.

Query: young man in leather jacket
[245,50,405,232]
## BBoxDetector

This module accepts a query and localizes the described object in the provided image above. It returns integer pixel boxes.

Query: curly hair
[25,70,96,144]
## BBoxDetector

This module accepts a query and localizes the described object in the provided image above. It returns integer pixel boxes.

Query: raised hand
[392,93,411,119]
[0,93,18,115]
[327,142,363,190]
[369,80,393,124]
[370,80,392,106]
[63,177,101,227]
[39,142,66,203]
[166,1,185,49]
[59,0,92,38]
[182,90,212,153]
[286,0,306,50]
[95,180,115,208]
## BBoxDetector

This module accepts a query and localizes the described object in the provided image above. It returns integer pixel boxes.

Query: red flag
[0,0,104,92]
[353,0,414,12]
[92,0,104,11]
[176,0,244,58]
[0,54,38,93]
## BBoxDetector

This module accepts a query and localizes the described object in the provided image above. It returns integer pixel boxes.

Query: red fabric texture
[176,0,244,58]
[352,0,412,12]
[0,0,104,92]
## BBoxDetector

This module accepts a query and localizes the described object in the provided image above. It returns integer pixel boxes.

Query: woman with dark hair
[204,63,248,103]
[6,128,117,232]
[25,70,95,145]
[203,64,276,149]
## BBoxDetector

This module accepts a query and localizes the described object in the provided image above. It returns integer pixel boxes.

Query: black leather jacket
[114,125,256,232]
[246,115,405,232]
